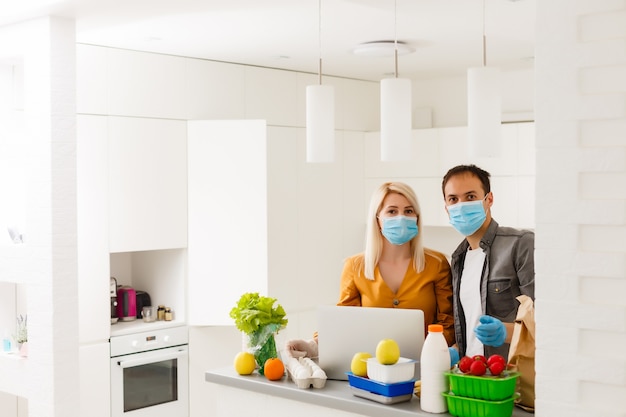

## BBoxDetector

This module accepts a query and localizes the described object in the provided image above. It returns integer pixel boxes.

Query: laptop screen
[317,305,425,380]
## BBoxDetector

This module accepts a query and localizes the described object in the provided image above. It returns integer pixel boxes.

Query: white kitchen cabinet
[187,122,361,333]
[79,343,110,417]
[457,124,519,176]
[184,58,246,120]
[76,44,107,115]
[517,122,536,176]
[187,120,268,326]
[364,129,440,179]
[0,392,17,416]
[295,73,380,132]
[107,48,188,119]
[244,66,298,127]
[0,392,27,417]
[363,123,535,228]
[286,128,347,310]
[108,116,188,253]
[516,176,535,229]
[77,115,110,344]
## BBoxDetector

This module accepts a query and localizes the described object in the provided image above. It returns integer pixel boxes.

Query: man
[442,164,535,362]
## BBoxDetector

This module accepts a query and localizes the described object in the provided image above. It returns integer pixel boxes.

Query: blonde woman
[338,182,455,345]
[284,182,454,359]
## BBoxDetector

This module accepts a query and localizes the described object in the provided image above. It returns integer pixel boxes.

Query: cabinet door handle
[117,349,187,368]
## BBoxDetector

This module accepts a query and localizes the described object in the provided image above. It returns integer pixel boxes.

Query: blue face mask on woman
[380,215,418,245]
[447,197,487,236]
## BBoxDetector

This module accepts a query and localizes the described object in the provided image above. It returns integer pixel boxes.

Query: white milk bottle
[420,324,449,413]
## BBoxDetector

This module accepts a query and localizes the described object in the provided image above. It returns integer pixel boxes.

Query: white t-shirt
[459,247,486,357]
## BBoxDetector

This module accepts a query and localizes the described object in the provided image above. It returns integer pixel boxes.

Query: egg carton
[285,357,327,389]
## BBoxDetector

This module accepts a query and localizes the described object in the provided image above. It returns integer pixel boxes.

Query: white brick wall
[0,17,79,417]
[535,1,626,416]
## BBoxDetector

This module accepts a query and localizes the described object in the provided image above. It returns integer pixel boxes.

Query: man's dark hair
[442,164,491,196]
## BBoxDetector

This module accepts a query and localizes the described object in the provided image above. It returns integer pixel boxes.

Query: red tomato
[458,356,474,373]
[469,360,487,376]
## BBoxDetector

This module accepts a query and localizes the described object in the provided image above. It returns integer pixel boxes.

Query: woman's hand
[284,339,319,359]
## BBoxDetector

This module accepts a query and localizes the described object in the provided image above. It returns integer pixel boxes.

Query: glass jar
[164,307,172,321]
[157,305,165,321]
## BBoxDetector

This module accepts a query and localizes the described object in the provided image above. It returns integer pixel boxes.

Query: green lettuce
[229,292,288,335]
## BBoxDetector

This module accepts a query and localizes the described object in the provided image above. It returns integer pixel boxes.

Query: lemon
[375,339,400,365]
[350,352,372,377]
[234,351,256,375]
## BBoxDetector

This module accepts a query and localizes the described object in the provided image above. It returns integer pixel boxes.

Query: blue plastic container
[346,372,415,397]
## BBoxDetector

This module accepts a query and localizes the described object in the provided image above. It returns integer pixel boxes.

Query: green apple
[375,339,400,365]
[350,352,372,376]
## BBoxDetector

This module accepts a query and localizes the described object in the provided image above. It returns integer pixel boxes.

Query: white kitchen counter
[109,318,186,337]
[0,351,28,397]
[205,367,532,417]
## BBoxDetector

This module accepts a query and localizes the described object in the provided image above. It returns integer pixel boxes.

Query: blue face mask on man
[447,197,487,236]
[380,215,418,245]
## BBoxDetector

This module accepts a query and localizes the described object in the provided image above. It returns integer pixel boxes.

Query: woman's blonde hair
[363,182,425,279]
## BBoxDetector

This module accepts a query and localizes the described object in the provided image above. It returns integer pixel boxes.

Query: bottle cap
[428,324,443,332]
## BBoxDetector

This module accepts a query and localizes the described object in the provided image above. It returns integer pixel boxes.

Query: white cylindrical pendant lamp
[380,77,412,161]
[467,66,501,158]
[306,84,335,163]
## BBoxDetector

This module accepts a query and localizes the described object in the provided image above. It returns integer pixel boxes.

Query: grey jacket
[450,219,535,359]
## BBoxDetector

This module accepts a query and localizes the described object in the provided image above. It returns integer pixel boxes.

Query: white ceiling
[2,0,536,82]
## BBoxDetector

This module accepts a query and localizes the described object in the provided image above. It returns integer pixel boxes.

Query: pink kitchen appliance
[110,277,119,324]
[116,286,137,321]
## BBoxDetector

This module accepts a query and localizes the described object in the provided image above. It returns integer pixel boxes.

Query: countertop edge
[205,367,532,417]
[205,367,423,417]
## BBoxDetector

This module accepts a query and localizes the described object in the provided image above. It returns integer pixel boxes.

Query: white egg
[299,358,312,371]
[287,357,300,371]
[312,369,326,379]
[295,367,311,379]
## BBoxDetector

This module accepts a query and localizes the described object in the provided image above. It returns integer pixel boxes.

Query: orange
[263,357,285,381]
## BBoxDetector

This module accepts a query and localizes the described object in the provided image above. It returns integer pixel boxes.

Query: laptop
[317,305,425,381]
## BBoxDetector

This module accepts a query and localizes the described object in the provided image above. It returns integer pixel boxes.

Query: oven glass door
[111,345,188,417]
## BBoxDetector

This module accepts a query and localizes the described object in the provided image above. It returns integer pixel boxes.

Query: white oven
[110,325,188,417]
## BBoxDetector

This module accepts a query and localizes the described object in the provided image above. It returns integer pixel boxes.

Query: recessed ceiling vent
[352,40,415,57]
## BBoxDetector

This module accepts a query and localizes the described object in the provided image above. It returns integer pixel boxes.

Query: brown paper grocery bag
[508,295,535,411]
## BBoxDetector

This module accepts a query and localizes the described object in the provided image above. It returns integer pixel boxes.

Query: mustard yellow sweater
[337,249,455,346]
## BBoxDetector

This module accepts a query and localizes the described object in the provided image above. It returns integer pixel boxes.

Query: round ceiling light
[352,41,415,57]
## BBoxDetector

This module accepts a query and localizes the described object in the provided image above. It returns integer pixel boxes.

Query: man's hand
[474,315,506,347]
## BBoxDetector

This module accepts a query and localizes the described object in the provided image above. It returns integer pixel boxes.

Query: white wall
[534,2,626,416]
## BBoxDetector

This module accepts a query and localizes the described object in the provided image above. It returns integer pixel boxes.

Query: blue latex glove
[474,315,506,347]
[448,347,460,368]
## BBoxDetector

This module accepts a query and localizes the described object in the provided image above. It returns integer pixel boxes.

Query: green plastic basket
[443,392,518,417]
[445,371,520,401]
